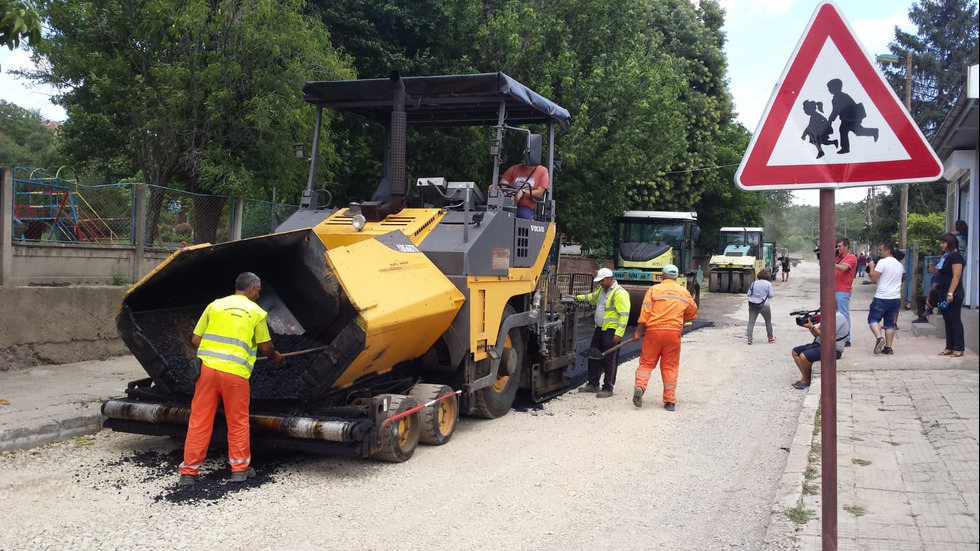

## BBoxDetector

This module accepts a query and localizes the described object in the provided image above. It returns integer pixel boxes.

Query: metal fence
[11,168,299,246]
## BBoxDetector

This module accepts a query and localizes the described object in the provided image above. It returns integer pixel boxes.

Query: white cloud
[851,13,911,58]
[0,48,67,121]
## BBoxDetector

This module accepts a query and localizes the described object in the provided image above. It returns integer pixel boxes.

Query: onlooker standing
[779,253,791,282]
[867,242,906,355]
[574,267,631,397]
[935,233,965,357]
[913,256,940,324]
[953,219,968,252]
[856,252,867,278]
[834,238,857,347]
[790,310,849,389]
[179,272,284,487]
[631,264,698,412]
[746,269,775,345]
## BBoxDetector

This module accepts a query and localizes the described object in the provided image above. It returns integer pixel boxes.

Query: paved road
[1,260,976,550]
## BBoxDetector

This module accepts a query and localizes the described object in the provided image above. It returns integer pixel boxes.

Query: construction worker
[574,267,631,398]
[631,264,698,411]
[178,272,283,487]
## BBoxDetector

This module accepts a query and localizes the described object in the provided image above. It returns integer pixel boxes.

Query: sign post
[734,2,942,549]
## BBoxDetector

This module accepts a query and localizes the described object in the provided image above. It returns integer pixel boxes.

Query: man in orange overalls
[631,264,698,411]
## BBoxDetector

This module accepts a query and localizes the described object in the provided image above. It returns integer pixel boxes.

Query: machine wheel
[409,383,457,446]
[372,394,421,463]
[719,271,732,293]
[731,272,744,294]
[741,273,753,293]
[708,271,720,293]
[692,283,701,306]
[474,305,524,419]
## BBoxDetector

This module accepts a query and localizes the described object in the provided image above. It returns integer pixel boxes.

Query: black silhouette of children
[800,100,838,159]
[827,78,879,154]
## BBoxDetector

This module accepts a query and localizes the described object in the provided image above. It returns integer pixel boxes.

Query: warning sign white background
[768,38,911,166]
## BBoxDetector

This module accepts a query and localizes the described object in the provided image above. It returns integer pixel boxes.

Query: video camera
[790,308,821,327]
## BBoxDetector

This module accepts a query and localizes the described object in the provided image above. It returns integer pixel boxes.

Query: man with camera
[790,309,849,390]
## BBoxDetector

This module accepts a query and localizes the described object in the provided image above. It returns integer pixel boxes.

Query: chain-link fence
[242,197,301,239]
[11,168,299,247]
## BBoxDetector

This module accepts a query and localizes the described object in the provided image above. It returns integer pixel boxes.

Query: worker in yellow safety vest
[178,272,283,487]
[574,267,631,398]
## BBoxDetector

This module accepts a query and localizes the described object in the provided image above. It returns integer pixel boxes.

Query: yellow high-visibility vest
[193,294,271,379]
[577,283,631,338]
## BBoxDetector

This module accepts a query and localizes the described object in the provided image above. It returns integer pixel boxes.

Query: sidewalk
[766,277,980,550]
[0,356,145,452]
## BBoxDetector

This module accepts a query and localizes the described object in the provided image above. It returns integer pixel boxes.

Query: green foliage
[20,0,753,251]
[907,211,945,255]
[0,0,41,54]
[31,0,355,206]
[0,99,58,167]
[693,121,767,252]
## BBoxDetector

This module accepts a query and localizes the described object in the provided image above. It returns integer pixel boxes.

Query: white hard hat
[662,264,679,278]
[594,267,614,282]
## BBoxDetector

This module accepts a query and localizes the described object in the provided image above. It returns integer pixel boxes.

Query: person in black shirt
[934,233,965,357]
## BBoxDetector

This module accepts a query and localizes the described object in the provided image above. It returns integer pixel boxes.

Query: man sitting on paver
[790,310,849,389]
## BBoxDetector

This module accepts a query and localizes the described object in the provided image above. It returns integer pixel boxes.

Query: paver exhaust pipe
[360,71,406,221]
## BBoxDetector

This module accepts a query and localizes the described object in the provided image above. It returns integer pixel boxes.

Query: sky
[2,0,917,205]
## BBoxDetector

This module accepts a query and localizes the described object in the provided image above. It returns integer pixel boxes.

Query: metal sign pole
[819,188,838,550]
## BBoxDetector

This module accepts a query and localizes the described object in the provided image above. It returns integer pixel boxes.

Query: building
[930,63,979,309]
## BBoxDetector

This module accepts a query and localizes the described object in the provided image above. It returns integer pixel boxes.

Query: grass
[72,435,96,447]
[803,481,820,495]
[849,436,864,441]
[112,273,128,286]
[786,502,817,524]
[844,505,867,517]
[813,402,822,436]
[884,441,901,446]
[852,458,872,467]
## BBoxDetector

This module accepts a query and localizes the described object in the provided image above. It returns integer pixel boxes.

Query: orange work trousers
[634,329,682,405]
[179,363,252,476]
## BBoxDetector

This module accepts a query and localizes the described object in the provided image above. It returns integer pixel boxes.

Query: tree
[29,0,354,243]
[693,121,767,253]
[0,99,58,168]
[874,0,978,246]
[881,0,979,139]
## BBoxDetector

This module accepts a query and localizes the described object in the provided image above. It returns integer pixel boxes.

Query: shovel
[580,339,633,360]
[257,345,330,362]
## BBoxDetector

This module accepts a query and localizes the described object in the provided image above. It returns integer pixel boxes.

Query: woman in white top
[746,269,775,345]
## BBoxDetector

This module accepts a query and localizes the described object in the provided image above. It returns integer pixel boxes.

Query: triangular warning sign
[736,1,943,191]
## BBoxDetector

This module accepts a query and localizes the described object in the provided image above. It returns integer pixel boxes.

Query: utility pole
[876,53,912,251]
[898,53,911,252]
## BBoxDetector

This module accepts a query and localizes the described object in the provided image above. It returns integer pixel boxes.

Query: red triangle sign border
[736,1,943,190]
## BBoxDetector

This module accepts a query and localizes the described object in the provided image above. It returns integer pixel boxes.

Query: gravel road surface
[0,264,822,551]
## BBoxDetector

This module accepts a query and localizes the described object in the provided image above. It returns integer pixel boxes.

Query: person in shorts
[791,310,848,389]
[866,241,906,355]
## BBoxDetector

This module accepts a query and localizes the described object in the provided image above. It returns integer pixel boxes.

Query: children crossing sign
[735,1,943,190]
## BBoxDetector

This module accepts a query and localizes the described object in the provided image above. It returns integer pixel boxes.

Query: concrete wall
[9,242,173,286]
[0,286,132,370]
